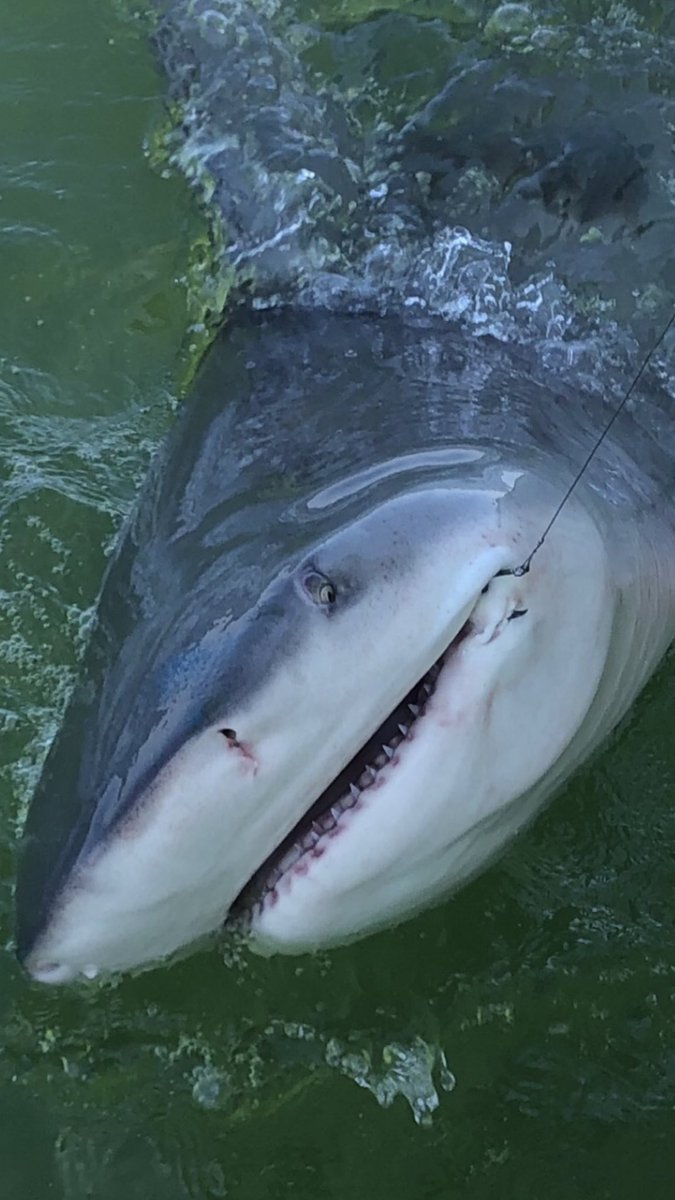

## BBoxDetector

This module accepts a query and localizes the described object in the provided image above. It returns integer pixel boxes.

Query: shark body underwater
[15,1,675,983]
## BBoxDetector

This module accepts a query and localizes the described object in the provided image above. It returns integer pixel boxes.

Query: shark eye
[507,607,528,621]
[303,570,337,607]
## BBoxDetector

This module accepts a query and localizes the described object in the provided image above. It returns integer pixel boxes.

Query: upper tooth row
[257,669,440,902]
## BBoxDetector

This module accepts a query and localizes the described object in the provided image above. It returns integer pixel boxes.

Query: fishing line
[498,306,675,579]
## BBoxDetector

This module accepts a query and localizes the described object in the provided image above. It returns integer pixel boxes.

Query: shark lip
[230,618,473,922]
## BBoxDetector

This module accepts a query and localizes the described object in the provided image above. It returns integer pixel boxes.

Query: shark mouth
[230,619,472,923]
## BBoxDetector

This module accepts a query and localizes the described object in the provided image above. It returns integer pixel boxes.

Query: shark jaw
[237,538,611,955]
[18,482,616,984]
[230,647,452,918]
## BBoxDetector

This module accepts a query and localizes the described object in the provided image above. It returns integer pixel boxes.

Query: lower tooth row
[262,686,438,901]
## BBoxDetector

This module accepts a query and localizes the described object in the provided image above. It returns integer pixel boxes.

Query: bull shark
[14,1,675,982]
[15,309,675,983]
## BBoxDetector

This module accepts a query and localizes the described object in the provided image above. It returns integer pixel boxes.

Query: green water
[1,1,674,1197]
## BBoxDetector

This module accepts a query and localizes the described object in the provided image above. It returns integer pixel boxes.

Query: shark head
[16,476,614,983]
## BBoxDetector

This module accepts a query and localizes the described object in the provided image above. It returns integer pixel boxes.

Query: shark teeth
[231,619,479,924]
[239,651,450,916]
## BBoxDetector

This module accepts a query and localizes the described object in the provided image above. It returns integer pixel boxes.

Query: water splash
[326,1034,456,1127]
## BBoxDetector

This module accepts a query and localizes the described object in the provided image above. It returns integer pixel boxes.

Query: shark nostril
[220,727,258,770]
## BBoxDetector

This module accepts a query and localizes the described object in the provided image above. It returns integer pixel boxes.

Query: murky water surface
[1,2,674,1196]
